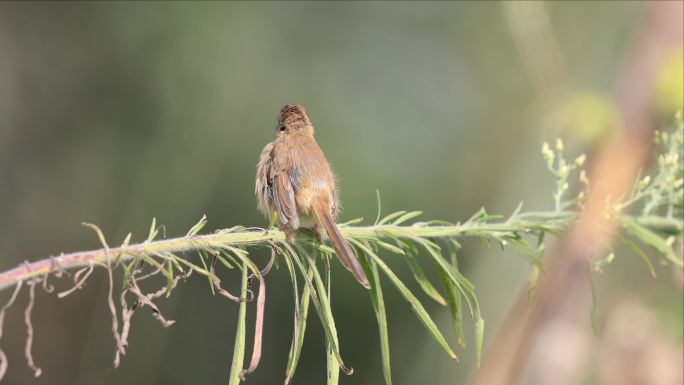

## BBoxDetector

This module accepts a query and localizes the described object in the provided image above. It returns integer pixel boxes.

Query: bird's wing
[272,171,300,229]
[256,142,275,218]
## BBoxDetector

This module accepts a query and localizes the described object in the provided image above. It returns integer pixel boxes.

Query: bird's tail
[312,199,370,289]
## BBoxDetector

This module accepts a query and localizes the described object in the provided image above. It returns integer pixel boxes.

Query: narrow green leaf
[392,211,423,225]
[403,250,447,305]
[220,246,260,278]
[283,249,300,379]
[475,317,485,367]
[222,245,251,259]
[528,265,540,298]
[307,256,342,383]
[81,222,109,249]
[465,207,487,224]
[186,214,208,236]
[239,260,267,380]
[164,260,174,298]
[322,254,339,385]
[359,251,392,385]
[411,237,476,317]
[507,201,524,221]
[340,217,364,226]
[147,217,158,242]
[419,238,476,291]
[375,241,406,255]
[284,255,313,384]
[621,217,682,266]
[218,247,268,382]
[528,231,546,296]
[218,250,240,269]
[281,243,353,375]
[439,268,465,348]
[377,211,407,225]
[197,251,215,295]
[374,188,382,225]
[327,345,339,385]
[268,210,279,228]
[172,257,216,281]
[316,244,337,255]
[444,240,467,347]
[139,254,170,280]
[121,257,139,286]
[350,239,457,360]
[120,232,132,248]
[620,236,657,278]
[417,238,484,356]
[422,219,457,226]
[162,252,184,273]
[392,238,420,256]
[228,264,248,385]
[508,242,544,268]
[589,267,599,335]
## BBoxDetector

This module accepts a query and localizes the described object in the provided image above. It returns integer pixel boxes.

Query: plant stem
[0,213,680,292]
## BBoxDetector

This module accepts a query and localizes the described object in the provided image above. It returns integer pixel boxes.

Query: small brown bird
[256,104,370,289]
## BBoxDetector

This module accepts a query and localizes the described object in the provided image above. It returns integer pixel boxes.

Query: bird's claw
[311,224,324,243]
[279,224,295,243]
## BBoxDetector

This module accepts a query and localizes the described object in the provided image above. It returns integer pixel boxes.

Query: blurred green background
[0,2,681,385]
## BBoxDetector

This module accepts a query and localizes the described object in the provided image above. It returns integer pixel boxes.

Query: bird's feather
[273,171,300,229]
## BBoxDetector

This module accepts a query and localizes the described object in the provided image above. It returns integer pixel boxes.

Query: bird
[256,104,370,289]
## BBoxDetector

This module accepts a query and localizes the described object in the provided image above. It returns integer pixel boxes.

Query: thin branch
[0,213,679,293]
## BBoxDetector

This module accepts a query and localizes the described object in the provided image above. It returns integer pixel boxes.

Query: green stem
[0,212,680,292]
[228,263,248,385]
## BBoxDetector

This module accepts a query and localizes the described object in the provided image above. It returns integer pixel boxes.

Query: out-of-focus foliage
[560,92,618,145]
[0,2,680,385]
[655,49,684,115]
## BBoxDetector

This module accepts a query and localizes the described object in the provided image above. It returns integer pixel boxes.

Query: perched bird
[256,104,370,289]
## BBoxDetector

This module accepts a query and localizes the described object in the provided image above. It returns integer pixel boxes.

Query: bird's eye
[279,126,286,132]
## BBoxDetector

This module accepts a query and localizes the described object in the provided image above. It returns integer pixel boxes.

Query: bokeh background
[0,2,681,385]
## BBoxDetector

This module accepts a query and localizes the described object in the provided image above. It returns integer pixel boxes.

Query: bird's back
[276,134,337,221]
